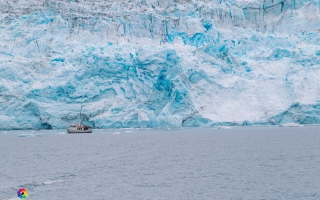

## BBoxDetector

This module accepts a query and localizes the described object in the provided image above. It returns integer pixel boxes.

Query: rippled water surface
[1,126,320,200]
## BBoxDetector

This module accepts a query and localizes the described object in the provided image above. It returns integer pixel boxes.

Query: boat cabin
[70,124,89,130]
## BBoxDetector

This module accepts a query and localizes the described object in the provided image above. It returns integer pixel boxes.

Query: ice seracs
[0,0,320,129]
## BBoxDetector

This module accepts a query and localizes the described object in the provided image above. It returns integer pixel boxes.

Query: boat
[67,124,92,133]
[67,105,92,134]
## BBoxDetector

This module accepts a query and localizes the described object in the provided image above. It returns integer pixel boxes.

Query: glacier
[0,0,320,130]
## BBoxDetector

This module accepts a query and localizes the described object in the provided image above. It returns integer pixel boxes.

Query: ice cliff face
[0,0,320,129]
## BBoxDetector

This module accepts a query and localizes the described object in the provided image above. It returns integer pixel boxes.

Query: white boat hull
[67,128,92,133]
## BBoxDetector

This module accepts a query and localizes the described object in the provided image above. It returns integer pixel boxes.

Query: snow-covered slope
[0,0,320,129]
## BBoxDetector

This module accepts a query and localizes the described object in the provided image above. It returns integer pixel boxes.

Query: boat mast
[79,104,83,126]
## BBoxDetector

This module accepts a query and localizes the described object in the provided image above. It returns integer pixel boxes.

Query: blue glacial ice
[0,0,320,129]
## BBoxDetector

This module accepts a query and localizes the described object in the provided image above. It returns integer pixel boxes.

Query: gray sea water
[1,126,320,200]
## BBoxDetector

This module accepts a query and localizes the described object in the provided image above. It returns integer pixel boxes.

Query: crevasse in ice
[0,0,320,129]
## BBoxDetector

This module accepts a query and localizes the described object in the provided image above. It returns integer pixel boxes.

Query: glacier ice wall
[0,0,320,129]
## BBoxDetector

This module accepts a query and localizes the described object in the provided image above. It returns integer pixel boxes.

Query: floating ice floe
[217,126,233,129]
[55,132,66,135]
[279,123,303,127]
[18,134,31,137]
[18,133,44,137]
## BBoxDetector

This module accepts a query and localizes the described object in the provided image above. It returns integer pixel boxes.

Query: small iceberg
[217,126,232,129]
[18,134,30,137]
[279,123,303,127]
[55,132,66,135]
[113,131,120,134]
[18,133,43,137]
